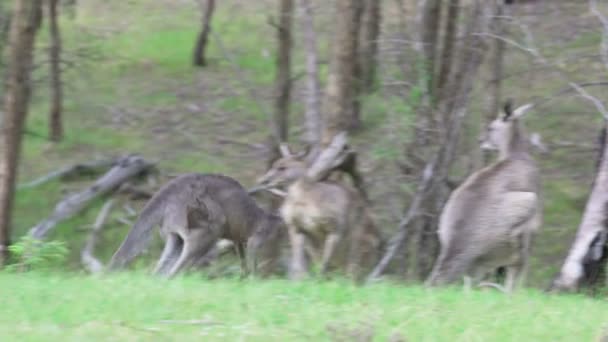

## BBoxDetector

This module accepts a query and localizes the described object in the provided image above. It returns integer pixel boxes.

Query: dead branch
[18,158,116,189]
[117,183,154,200]
[81,199,114,273]
[29,155,155,239]
[216,137,267,150]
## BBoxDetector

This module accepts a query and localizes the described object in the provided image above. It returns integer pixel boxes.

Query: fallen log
[18,157,117,189]
[81,199,114,273]
[29,155,156,239]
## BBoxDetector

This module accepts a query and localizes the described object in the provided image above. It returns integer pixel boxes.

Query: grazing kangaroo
[108,174,285,277]
[426,101,542,292]
[255,147,383,281]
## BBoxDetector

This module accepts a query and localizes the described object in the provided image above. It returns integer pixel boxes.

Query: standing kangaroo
[426,101,542,292]
[255,148,383,281]
[108,174,285,277]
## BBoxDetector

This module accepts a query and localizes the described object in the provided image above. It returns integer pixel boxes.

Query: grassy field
[0,272,606,341]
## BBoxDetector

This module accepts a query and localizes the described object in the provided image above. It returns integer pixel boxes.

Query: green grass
[0,272,606,341]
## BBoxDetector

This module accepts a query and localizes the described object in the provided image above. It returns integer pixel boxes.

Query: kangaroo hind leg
[154,233,183,276]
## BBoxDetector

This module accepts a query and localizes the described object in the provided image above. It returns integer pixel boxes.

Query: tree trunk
[273,0,294,143]
[48,0,63,142]
[322,0,364,143]
[0,0,43,266]
[300,0,322,148]
[193,0,215,67]
[359,0,381,93]
[435,0,460,105]
[420,0,442,101]
[486,2,506,123]
[552,123,608,291]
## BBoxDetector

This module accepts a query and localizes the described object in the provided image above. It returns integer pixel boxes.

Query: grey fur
[108,173,285,277]
[256,155,383,282]
[426,102,542,292]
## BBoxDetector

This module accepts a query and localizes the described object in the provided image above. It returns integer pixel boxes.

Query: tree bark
[193,0,215,67]
[0,0,43,266]
[48,0,63,141]
[322,0,364,143]
[436,0,460,105]
[300,0,322,148]
[487,2,506,122]
[552,123,608,291]
[359,0,381,93]
[273,0,294,143]
[420,0,442,101]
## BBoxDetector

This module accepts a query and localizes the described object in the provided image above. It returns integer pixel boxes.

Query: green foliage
[6,236,68,272]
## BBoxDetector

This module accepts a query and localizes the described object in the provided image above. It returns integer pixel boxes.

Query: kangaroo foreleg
[320,233,341,276]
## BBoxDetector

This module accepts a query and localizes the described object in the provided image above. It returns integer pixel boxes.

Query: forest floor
[0,272,606,341]
[5,1,607,287]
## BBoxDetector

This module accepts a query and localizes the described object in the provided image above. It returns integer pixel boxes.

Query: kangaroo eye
[277,166,286,171]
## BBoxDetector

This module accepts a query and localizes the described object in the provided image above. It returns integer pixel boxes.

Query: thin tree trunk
[322,0,364,143]
[487,3,506,122]
[48,0,63,142]
[369,0,496,282]
[552,122,608,291]
[359,0,381,93]
[273,0,294,143]
[193,0,215,67]
[264,0,294,167]
[300,0,322,148]
[0,0,43,266]
[436,0,460,105]
[420,0,442,101]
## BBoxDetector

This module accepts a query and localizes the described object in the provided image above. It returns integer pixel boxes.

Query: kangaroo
[108,174,285,277]
[426,101,542,292]
[255,147,383,282]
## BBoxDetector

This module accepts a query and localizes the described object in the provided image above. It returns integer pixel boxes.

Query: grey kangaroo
[108,174,285,277]
[426,101,542,292]
[255,147,383,282]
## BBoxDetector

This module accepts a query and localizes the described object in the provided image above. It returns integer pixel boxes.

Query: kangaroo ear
[511,103,534,119]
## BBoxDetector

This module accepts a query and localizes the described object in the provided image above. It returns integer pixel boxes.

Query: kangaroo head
[480,100,534,153]
[256,144,308,189]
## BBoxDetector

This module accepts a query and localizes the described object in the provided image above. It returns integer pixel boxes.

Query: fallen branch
[29,155,155,239]
[117,183,154,200]
[18,158,116,189]
[81,199,114,273]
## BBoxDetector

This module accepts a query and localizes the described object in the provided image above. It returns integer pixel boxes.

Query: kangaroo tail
[107,193,165,270]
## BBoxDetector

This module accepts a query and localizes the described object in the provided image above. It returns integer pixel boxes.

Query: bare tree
[300,0,322,148]
[322,0,364,142]
[48,0,63,141]
[359,0,381,93]
[0,0,43,266]
[369,0,497,282]
[193,0,215,67]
